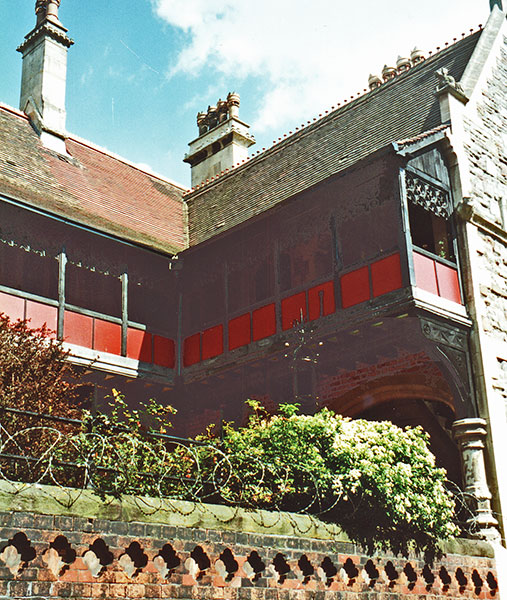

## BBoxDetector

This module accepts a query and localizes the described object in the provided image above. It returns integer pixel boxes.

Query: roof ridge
[184,26,483,199]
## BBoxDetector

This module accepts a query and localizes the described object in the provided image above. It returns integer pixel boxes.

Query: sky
[0,0,489,187]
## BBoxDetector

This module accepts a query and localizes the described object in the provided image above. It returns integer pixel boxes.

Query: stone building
[0,0,506,591]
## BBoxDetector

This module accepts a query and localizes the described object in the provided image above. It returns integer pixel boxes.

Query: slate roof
[0,104,187,254]
[186,31,481,247]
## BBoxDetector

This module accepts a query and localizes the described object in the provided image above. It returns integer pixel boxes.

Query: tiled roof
[186,31,481,246]
[0,105,187,254]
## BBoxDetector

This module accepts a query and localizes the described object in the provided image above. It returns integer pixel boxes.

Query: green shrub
[75,395,457,557]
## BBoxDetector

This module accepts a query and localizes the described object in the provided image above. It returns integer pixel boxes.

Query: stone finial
[227,92,240,118]
[396,55,411,74]
[435,67,465,93]
[410,47,425,65]
[381,65,396,82]
[35,0,61,25]
[368,74,382,90]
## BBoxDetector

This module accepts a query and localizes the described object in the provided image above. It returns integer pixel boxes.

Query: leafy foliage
[75,390,183,498]
[0,313,88,483]
[0,316,458,558]
[0,313,84,418]
[71,396,457,558]
[214,400,458,557]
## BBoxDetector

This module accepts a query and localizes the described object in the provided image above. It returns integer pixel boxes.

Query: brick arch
[325,372,455,419]
[322,372,461,483]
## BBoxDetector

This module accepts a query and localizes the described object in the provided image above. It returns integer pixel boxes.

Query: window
[406,171,455,262]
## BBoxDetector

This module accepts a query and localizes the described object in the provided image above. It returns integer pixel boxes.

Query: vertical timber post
[121,272,128,356]
[57,248,66,339]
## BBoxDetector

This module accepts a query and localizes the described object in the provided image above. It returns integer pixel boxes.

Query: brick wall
[0,483,500,600]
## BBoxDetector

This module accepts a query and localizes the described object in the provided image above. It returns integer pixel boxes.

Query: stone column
[453,418,499,540]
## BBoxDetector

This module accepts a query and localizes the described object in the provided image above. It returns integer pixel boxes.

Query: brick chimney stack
[18,0,74,153]
[184,92,256,187]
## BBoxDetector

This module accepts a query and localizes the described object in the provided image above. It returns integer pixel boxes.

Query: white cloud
[152,0,487,133]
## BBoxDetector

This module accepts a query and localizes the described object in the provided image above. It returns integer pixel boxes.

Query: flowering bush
[0,314,458,558]
[212,400,458,557]
[79,397,457,557]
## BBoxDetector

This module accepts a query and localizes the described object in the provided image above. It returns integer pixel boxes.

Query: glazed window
[406,171,455,262]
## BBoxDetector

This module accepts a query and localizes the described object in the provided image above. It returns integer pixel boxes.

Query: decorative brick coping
[0,481,500,598]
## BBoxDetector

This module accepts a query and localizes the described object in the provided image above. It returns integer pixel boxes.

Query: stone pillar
[453,418,499,540]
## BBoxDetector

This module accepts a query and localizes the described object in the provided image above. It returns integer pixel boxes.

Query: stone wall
[462,34,507,347]
[459,29,507,527]
[0,482,500,600]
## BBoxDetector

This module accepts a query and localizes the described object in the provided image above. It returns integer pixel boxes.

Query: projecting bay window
[405,171,462,304]
[407,171,455,261]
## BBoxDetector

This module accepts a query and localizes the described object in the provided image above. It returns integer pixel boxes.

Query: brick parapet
[0,482,500,599]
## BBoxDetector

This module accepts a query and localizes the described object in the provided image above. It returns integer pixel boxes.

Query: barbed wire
[0,413,487,540]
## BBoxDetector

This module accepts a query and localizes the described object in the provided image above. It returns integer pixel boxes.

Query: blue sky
[1,1,489,187]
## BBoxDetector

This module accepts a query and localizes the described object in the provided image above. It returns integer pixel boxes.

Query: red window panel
[127,328,152,363]
[94,319,122,355]
[153,335,175,369]
[25,300,57,337]
[64,310,93,348]
[308,281,335,321]
[202,325,224,360]
[413,252,438,296]
[371,253,403,298]
[281,292,307,330]
[228,313,251,350]
[0,292,25,322]
[340,266,370,308]
[183,333,201,367]
[436,262,462,304]
[252,304,276,341]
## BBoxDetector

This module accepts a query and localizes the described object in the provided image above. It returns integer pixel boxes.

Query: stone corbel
[420,318,477,418]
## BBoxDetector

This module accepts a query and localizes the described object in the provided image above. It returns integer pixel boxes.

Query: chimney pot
[185,91,255,186]
[382,65,397,81]
[368,74,382,90]
[227,92,240,118]
[396,55,411,74]
[410,47,425,65]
